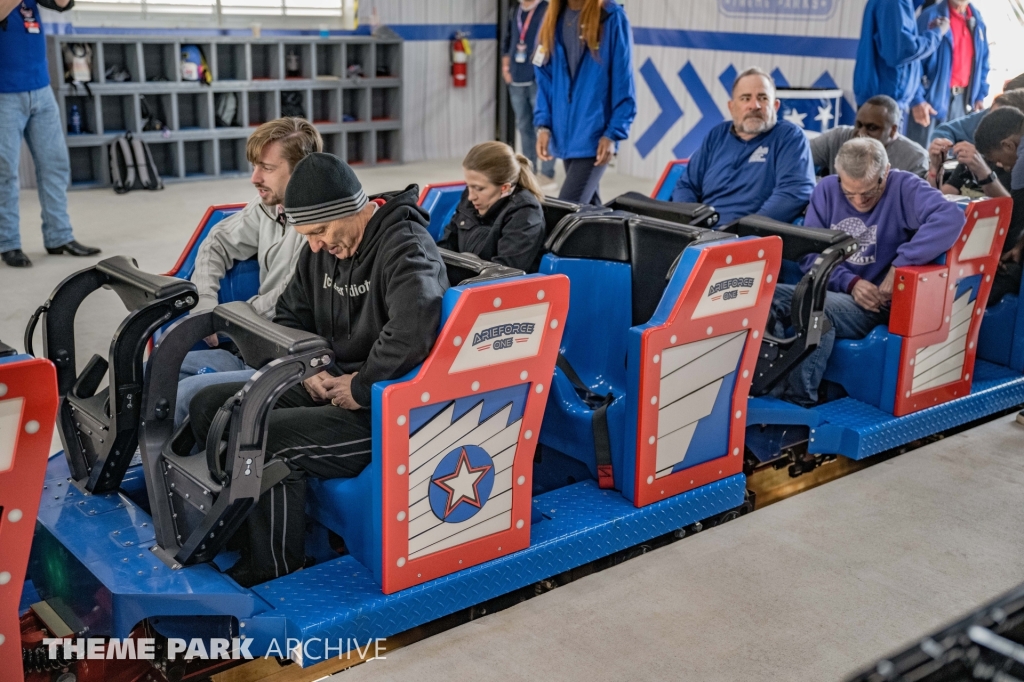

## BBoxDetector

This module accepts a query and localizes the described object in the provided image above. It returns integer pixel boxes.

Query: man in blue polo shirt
[671,67,815,225]
[0,0,100,268]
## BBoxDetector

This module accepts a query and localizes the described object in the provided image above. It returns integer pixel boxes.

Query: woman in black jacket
[438,141,546,272]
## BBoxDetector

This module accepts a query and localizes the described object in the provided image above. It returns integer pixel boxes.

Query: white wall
[376,0,498,163]
[619,0,868,180]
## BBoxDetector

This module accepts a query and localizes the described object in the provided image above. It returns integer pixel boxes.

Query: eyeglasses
[840,175,886,201]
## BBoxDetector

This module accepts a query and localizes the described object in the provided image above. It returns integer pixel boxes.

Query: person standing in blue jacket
[853,0,949,114]
[0,0,101,267]
[671,68,815,225]
[533,0,635,205]
[905,0,991,147]
[502,0,557,193]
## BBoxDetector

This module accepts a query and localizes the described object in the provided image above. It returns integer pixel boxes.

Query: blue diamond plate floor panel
[812,360,1024,460]
[30,453,744,661]
[31,456,260,638]
[247,476,745,657]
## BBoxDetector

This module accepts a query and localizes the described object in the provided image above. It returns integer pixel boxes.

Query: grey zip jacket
[191,197,306,317]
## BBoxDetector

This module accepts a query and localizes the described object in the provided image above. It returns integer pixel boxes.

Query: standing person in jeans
[502,0,557,193]
[534,0,635,205]
[0,0,101,268]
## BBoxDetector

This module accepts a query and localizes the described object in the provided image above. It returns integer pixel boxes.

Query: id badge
[20,3,39,33]
[514,41,528,64]
[532,45,546,67]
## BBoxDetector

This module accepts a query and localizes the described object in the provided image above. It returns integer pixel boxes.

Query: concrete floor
[335,415,1024,682]
[0,159,650,453]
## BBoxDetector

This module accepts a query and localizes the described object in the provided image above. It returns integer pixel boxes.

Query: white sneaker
[538,176,558,194]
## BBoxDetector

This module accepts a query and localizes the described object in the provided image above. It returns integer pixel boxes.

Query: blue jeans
[0,87,75,252]
[769,283,888,406]
[175,349,255,427]
[508,82,556,179]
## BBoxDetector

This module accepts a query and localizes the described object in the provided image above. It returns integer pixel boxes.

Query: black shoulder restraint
[556,353,615,489]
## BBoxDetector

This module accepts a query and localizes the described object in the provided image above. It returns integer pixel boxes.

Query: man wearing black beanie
[188,153,449,587]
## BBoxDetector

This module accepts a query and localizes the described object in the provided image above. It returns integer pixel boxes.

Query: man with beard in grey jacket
[173,118,322,425]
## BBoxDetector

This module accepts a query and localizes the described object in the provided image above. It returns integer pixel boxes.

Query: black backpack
[109,132,164,194]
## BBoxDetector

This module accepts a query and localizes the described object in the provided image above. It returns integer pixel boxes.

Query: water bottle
[69,104,82,135]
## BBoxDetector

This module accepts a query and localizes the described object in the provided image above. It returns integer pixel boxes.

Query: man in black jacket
[189,153,448,587]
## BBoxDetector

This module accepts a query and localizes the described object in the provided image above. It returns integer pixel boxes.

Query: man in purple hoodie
[770,137,965,406]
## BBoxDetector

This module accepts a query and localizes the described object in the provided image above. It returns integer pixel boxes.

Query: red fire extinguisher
[451,32,471,88]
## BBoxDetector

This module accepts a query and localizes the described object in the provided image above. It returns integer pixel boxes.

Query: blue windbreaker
[911,2,990,120]
[853,0,944,110]
[533,1,636,160]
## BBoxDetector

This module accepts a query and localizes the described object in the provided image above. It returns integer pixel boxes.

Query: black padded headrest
[212,301,330,370]
[546,211,733,325]
[97,255,197,311]
[544,211,632,262]
[541,197,609,240]
[606,192,719,229]
[722,215,853,262]
[440,249,524,285]
[627,217,734,325]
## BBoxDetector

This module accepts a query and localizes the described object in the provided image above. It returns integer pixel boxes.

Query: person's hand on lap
[302,371,333,403]
[852,279,885,312]
[325,373,360,410]
[878,266,897,302]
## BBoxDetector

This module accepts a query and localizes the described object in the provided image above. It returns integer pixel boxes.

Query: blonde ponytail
[515,153,543,200]
[463,141,543,201]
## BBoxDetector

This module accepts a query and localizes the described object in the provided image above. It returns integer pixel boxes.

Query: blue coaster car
[738,197,1024,467]
[650,159,689,202]
[20,194,767,664]
[534,204,783,507]
[417,182,466,242]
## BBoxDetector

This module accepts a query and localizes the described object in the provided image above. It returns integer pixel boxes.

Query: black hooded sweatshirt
[273,185,449,407]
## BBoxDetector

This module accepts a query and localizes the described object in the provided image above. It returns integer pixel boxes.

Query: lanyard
[516,5,537,43]
[5,2,37,32]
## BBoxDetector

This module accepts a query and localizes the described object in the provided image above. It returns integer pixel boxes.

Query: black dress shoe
[46,240,101,256]
[1,249,32,267]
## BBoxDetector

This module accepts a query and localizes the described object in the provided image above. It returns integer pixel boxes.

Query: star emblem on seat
[432,447,493,518]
